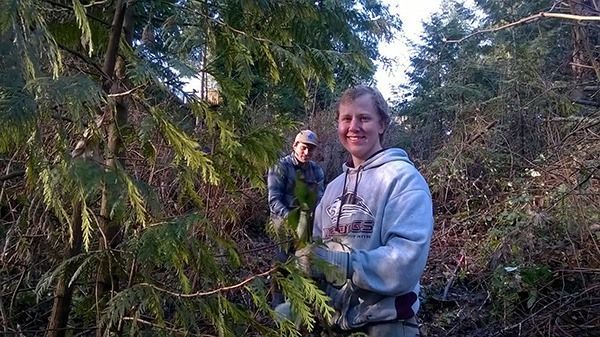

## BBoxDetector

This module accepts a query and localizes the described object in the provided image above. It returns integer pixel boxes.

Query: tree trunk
[46,202,83,337]
[46,1,129,336]
[569,0,600,81]
[96,1,132,336]
[102,0,128,92]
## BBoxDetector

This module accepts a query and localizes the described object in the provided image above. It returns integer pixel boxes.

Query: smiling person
[267,129,325,307]
[303,86,433,336]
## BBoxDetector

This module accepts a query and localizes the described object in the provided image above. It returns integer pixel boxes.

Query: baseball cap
[294,130,319,147]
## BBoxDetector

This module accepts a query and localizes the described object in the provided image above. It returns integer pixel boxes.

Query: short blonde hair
[336,85,390,141]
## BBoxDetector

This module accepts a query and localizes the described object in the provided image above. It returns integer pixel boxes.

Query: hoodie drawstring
[334,166,362,231]
[335,169,349,231]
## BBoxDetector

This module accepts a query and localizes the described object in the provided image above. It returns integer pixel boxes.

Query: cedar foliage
[0,0,399,336]
[396,1,599,336]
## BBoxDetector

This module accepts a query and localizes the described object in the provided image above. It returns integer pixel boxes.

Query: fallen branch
[446,12,600,44]
[442,253,465,301]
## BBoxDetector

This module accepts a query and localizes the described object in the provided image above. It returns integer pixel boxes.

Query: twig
[497,284,600,336]
[546,164,600,211]
[495,297,562,336]
[57,42,111,81]
[9,270,25,317]
[442,253,465,301]
[0,170,24,183]
[215,239,294,258]
[107,85,144,97]
[0,295,9,334]
[42,0,109,26]
[478,291,491,311]
[446,12,600,44]
[554,268,600,273]
[137,266,277,298]
[121,316,187,334]
[466,120,498,143]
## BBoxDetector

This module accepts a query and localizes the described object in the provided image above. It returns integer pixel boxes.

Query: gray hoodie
[312,148,433,329]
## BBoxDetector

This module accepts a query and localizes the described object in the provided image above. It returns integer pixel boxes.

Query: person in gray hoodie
[302,85,433,337]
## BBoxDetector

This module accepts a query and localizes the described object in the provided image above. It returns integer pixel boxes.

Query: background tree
[395,0,599,335]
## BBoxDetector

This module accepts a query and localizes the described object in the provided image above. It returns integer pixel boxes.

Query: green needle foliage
[0,0,399,335]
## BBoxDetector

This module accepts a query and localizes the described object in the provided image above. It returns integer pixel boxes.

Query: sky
[375,0,476,99]
[374,0,445,99]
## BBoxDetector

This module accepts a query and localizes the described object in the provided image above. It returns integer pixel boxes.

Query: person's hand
[295,210,310,242]
[295,245,351,286]
[312,246,351,286]
[294,245,320,278]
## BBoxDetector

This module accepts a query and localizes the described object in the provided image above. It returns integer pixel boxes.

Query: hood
[342,148,414,172]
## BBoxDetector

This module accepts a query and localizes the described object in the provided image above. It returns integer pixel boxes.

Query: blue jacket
[267,153,325,219]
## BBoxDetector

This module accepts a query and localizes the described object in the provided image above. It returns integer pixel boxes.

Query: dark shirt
[267,153,325,219]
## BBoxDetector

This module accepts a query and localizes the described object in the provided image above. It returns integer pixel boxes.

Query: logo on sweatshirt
[324,192,374,238]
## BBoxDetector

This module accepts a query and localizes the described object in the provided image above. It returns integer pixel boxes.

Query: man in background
[267,129,325,307]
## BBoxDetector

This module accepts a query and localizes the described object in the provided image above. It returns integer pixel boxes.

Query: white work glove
[295,210,310,242]
[274,301,292,322]
[295,245,351,286]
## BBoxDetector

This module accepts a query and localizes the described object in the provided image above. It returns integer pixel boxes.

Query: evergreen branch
[208,17,274,44]
[137,267,277,298]
[148,107,219,183]
[445,12,600,43]
[116,164,147,226]
[156,0,276,45]
[72,0,94,56]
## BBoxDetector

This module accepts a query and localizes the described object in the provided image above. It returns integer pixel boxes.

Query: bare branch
[42,0,110,26]
[0,170,25,182]
[107,85,144,97]
[445,12,600,44]
[57,43,111,81]
[137,267,278,298]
